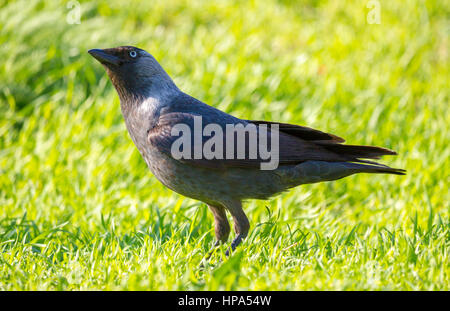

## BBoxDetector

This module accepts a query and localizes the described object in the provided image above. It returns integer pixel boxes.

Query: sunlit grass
[0,0,448,290]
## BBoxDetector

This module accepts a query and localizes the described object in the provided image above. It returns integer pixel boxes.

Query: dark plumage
[88,46,405,253]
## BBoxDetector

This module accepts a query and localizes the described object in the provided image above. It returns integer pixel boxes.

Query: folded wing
[148,112,403,173]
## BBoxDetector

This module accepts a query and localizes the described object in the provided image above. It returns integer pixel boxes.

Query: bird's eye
[129,51,137,58]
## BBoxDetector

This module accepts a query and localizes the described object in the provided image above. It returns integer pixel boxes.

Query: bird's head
[88,46,176,102]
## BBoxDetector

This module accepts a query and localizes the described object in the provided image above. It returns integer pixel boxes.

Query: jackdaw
[88,46,405,253]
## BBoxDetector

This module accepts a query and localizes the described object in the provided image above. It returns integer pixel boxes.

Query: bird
[88,46,405,254]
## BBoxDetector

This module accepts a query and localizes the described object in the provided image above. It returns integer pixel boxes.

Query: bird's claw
[225,234,244,256]
[202,235,244,266]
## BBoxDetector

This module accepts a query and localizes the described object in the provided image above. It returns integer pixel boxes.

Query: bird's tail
[343,162,406,175]
[284,160,406,188]
[314,142,405,175]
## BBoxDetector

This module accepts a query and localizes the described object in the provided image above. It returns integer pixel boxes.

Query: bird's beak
[88,49,121,66]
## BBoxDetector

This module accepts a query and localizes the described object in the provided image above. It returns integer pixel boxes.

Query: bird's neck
[114,74,180,115]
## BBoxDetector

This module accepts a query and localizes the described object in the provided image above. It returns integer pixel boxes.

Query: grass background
[0,0,448,290]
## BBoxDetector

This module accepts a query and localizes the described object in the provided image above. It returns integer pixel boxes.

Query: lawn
[0,0,448,290]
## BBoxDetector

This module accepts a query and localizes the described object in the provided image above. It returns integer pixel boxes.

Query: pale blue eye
[129,51,137,58]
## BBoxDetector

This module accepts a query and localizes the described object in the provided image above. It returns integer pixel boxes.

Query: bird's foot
[199,240,224,269]
[225,234,244,256]
[206,240,221,258]
[199,235,245,268]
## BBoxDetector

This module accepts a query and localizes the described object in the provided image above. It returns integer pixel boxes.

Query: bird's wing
[148,112,259,169]
[147,112,357,170]
[246,119,398,163]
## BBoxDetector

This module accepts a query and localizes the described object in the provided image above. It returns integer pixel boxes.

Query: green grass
[0,0,449,290]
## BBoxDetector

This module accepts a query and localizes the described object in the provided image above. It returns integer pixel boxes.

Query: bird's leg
[208,204,230,246]
[200,204,230,264]
[224,200,250,255]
